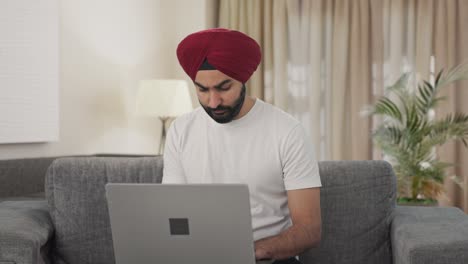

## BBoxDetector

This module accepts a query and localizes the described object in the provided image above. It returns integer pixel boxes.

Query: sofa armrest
[391,205,468,264]
[0,200,53,264]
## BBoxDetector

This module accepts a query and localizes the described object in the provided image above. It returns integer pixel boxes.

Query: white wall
[0,0,59,144]
[0,0,213,159]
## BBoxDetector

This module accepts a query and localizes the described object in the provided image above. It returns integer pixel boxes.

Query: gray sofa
[1,156,467,264]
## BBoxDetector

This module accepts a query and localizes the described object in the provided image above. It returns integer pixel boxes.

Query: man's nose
[207,91,222,108]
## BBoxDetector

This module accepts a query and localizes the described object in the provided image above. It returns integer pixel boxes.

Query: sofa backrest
[46,157,163,264]
[46,157,396,264]
[0,157,57,198]
[300,160,396,264]
[0,155,140,200]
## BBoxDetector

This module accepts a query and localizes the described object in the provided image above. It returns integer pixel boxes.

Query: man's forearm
[254,223,320,260]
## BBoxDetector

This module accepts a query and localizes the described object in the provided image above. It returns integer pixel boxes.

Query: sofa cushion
[45,157,163,264]
[0,200,53,264]
[392,206,468,264]
[300,160,396,264]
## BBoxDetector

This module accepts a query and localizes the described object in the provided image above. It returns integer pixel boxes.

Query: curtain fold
[307,0,323,154]
[458,0,468,213]
[270,0,289,111]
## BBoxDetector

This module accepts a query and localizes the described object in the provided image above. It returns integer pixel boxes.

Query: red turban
[176,28,262,83]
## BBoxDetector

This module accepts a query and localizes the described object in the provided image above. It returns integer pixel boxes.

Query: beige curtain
[382,0,468,211]
[217,0,468,212]
[432,0,468,211]
[219,0,375,161]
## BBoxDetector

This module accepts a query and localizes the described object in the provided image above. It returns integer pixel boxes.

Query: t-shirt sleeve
[281,124,321,190]
[162,122,187,184]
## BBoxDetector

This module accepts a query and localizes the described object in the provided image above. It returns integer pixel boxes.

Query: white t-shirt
[162,99,321,241]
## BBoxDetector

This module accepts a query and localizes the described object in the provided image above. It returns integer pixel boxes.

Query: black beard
[201,84,246,124]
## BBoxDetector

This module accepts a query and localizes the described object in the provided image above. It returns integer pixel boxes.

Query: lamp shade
[136,79,193,117]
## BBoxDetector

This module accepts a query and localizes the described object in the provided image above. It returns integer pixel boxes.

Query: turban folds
[176,28,262,83]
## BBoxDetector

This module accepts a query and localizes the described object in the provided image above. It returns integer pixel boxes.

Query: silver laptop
[105,183,256,264]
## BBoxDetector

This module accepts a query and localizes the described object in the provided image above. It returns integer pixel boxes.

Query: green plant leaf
[374,97,403,122]
[435,69,444,86]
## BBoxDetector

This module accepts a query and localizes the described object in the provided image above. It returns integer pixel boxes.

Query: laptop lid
[105,183,256,264]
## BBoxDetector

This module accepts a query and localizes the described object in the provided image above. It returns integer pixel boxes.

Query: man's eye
[199,87,208,92]
[220,86,231,91]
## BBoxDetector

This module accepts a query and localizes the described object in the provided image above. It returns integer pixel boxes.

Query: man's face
[194,70,246,123]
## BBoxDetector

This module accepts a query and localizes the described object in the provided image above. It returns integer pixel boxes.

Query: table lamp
[136,79,193,154]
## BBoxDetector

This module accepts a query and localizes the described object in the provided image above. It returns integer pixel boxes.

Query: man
[163,28,321,264]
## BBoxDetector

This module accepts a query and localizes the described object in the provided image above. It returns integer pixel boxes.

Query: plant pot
[397,197,438,207]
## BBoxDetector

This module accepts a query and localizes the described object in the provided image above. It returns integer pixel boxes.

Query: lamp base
[158,116,172,155]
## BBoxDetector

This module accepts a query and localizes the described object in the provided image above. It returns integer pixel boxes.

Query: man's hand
[253,187,321,260]
[255,241,274,260]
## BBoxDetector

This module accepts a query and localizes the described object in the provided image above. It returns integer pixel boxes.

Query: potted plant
[364,63,468,205]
